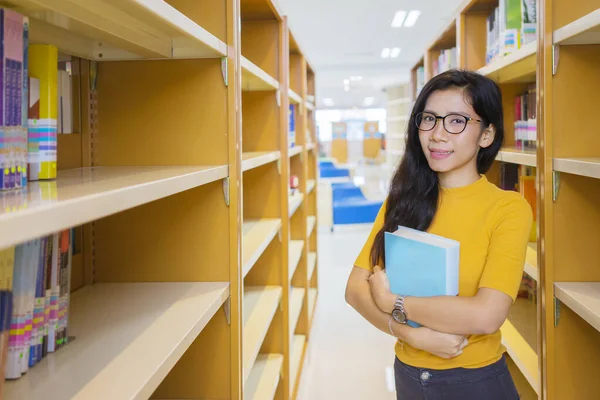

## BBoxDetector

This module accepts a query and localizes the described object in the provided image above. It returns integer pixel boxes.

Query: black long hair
[370,69,504,267]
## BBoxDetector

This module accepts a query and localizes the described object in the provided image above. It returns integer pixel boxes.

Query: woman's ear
[479,125,495,148]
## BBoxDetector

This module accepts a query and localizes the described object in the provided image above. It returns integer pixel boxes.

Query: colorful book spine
[0,9,27,191]
[0,246,14,397]
[28,44,57,181]
[47,233,59,353]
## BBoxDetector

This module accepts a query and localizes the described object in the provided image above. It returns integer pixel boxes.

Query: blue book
[384,225,460,327]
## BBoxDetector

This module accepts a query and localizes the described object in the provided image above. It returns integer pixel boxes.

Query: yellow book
[28,45,58,181]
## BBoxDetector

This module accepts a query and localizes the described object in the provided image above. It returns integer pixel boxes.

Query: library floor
[297,161,396,399]
[296,226,397,400]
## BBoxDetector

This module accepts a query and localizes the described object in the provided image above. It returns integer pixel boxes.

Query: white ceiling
[276,0,464,110]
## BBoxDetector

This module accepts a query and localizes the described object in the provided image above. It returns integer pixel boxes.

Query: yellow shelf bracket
[223,177,230,206]
[553,171,560,201]
[554,297,561,327]
[221,56,228,86]
[552,44,560,76]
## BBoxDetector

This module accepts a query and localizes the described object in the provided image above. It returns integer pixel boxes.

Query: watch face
[392,309,407,324]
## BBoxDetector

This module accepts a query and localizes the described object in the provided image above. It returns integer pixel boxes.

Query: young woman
[345,69,533,399]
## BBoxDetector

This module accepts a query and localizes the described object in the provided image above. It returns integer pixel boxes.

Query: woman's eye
[451,118,465,124]
[424,116,435,122]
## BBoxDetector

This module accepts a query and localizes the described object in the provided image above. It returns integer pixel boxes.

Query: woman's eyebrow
[423,109,472,116]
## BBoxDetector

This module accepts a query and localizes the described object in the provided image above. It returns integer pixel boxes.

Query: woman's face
[418,88,494,186]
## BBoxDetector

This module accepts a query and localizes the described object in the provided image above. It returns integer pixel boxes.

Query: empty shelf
[289,89,302,105]
[477,41,537,83]
[289,145,303,158]
[245,354,284,400]
[289,240,305,279]
[289,194,304,217]
[306,142,316,151]
[307,180,316,194]
[554,282,600,333]
[524,243,538,281]
[500,320,539,394]
[289,288,306,335]
[243,286,282,383]
[307,216,316,238]
[6,0,227,60]
[5,282,229,399]
[0,165,228,250]
[307,252,317,281]
[242,151,281,172]
[290,334,306,396]
[554,9,600,45]
[553,157,600,179]
[242,56,279,91]
[497,147,537,166]
[242,219,282,277]
[305,101,315,111]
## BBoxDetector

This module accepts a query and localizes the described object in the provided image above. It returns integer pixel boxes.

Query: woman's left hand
[368,265,395,313]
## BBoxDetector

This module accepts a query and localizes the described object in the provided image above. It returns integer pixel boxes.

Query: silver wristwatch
[391,295,408,324]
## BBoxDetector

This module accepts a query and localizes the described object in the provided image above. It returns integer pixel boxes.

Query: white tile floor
[296,226,397,400]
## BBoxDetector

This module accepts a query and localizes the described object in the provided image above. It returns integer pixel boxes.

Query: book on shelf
[0,247,15,397]
[514,84,537,151]
[3,230,73,381]
[0,9,29,191]
[289,104,296,148]
[28,44,58,181]
[485,0,537,65]
[384,226,459,327]
[432,47,457,76]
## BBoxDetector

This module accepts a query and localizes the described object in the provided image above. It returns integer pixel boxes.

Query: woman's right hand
[410,327,468,359]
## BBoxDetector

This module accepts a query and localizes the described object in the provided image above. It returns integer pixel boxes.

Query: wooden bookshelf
[0,166,228,250]
[4,282,229,399]
[0,0,318,399]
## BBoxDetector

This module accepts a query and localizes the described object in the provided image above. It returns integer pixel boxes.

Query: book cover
[384,226,460,327]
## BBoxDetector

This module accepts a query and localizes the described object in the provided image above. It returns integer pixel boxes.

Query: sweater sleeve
[478,193,534,301]
[353,200,387,272]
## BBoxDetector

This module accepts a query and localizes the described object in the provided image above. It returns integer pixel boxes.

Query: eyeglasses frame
[413,111,484,134]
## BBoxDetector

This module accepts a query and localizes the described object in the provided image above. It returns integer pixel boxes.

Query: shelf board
[289,89,302,105]
[245,354,284,400]
[500,319,539,394]
[289,145,303,158]
[290,334,306,396]
[6,0,227,60]
[524,243,538,281]
[554,9,600,45]
[242,219,282,277]
[0,166,228,250]
[307,252,317,281]
[288,193,304,217]
[553,157,600,179]
[5,282,229,399]
[241,56,280,91]
[289,240,305,279]
[496,147,537,166]
[554,282,600,334]
[306,142,316,151]
[305,101,315,111]
[308,288,318,320]
[307,216,316,238]
[243,286,283,383]
[307,180,316,194]
[477,41,537,83]
[242,151,281,172]
[289,288,305,335]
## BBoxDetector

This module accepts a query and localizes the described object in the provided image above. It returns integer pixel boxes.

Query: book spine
[28,44,57,181]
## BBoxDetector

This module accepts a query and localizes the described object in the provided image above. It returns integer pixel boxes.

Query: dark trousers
[394,354,520,399]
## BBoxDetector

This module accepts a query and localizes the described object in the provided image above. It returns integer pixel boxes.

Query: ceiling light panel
[404,10,421,27]
[391,10,407,28]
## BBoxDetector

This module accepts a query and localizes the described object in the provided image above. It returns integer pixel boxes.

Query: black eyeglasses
[414,111,483,134]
